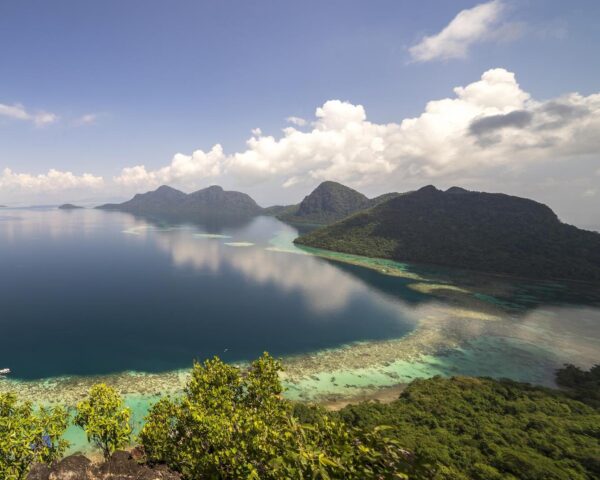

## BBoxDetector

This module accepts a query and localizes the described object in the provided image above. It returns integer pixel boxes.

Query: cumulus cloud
[469,110,533,137]
[114,68,600,195]
[409,1,518,62]
[0,102,58,126]
[0,168,103,192]
[114,144,226,190]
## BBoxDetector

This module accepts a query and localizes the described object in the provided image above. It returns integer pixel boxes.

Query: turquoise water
[1,208,599,454]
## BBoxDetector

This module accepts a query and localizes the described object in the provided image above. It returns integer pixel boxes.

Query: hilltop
[97,185,262,217]
[295,185,600,282]
[277,181,399,225]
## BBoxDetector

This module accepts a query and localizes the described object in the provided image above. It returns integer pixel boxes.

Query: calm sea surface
[1,208,599,384]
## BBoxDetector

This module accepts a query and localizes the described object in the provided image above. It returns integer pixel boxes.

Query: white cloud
[112,68,600,204]
[74,113,98,126]
[409,1,516,62]
[0,168,103,192]
[286,116,307,127]
[0,103,31,121]
[0,102,59,126]
[114,144,226,190]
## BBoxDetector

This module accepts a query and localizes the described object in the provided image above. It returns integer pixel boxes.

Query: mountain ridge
[97,185,262,217]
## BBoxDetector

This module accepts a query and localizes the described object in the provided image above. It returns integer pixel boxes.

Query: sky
[1,0,599,226]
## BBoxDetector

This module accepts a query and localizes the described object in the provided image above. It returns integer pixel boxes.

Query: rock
[28,452,181,480]
[129,446,145,463]
[93,450,181,479]
[27,463,51,480]
[48,455,92,479]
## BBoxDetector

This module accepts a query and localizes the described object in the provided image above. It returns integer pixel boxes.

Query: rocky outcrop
[28,451,181,480]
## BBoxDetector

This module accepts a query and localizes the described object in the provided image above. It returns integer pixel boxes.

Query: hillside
[334,373,600,480]
[262,204,299,217]
[278,181,399,225]
[97,185,262,217]
[295,185,600,282]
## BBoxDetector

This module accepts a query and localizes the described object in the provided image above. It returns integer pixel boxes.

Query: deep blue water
[0,209,420,379]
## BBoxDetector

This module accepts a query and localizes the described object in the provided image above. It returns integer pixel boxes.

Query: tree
[0,392,69,480]
[139,353,418,479]
[74,383,132,459]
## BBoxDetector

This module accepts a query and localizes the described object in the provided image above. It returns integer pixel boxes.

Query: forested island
[2,354,599,480]
[295,185,600,282]
[97,185,263,217]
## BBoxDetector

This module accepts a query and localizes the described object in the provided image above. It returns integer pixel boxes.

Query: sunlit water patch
[193,233,232,239]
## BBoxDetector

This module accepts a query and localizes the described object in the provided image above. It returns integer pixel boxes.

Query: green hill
[278,181,399,225]
[295,185,600,282]
[97,185,262,217]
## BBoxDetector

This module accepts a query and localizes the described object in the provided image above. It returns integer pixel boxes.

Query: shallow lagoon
[1,208,599,453]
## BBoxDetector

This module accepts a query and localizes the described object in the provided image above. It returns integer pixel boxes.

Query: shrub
[140,352,419,479]
[74,383,132,459]
[0,392,69,480]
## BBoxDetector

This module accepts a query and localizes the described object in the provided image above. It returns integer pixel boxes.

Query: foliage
[0,392,69,480]
[296,185,600,281]
[335,375,600,480]
[139,352,420,479]
[74,383,132,459]
[555,363,600,408]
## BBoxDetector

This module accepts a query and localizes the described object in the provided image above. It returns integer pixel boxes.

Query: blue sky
[1,1,599,225]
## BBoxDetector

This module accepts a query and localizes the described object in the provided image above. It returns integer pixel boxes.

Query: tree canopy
[0,393,69,480]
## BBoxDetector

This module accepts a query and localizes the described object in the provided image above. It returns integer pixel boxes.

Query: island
[295,185,600,282]
[97,185,263,217]
[58,204,84,210]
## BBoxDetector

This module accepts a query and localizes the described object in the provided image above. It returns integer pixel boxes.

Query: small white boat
[0,368,10,375]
